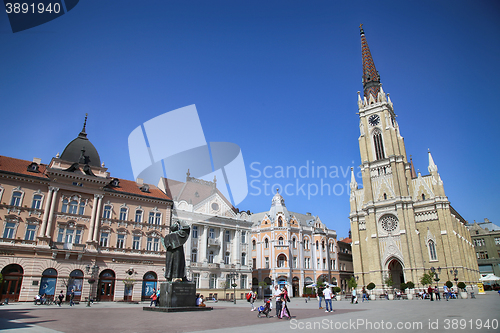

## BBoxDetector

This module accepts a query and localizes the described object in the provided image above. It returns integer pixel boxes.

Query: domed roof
[60,115,101,167]
[268,188,289,219]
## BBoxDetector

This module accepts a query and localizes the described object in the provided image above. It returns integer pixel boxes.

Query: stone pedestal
[143,282,212,313]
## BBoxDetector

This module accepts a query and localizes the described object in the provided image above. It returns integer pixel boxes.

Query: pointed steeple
[350,167,358,190]
[360,24,381,102]
[79,113,88,138]
[410,155,417,178]
[428,149,438,173]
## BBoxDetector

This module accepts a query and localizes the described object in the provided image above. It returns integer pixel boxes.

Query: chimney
[136,178,143,185]
[306,212,311,216]
[33,157,41,164]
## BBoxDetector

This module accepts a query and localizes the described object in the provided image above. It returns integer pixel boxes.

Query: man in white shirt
[323,287,334,312]
[272,285,283,318]
[351,288,358,304]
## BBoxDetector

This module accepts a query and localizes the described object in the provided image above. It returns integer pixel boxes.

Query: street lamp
[430,267,441,282]
[450,268,458,282]
[85,264,99,307]
[227,271,239,304]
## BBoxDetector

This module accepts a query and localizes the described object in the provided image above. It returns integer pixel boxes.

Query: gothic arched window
[373,129,385,160]
[428,240,437,261]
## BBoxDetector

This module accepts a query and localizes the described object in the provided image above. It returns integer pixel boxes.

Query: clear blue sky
[1,0,499,239]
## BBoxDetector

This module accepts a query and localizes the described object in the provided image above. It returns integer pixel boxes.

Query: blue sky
[1,0,499,239]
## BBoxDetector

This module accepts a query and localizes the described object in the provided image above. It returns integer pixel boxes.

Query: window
[78,201,85,215]
[31,194,42,209]
[132,235,141,250]
[422,193,425,200]
[317,258,320,268]
[209,228,215,239]
[3,222,16,239]
[477,251,489,259]
[193,273,200,288]
[119,207,128,221]
[148,211,161,224]
[208,251,214,263]
[225,230,231,242]
[304,258,310,269]
[293,256,297,268]
[252,239,256,250]
[25,224,36,240]
[241,231,246,244]
[224,252,230,264]
[241,253,246,266]
[240,275,247,289]
[100,232,109,247]
[278,237,284,246]
[103,205,112,219]
[495,237,500,246]
[68,201,78,214]
[117,234,125,248]
[265,257,269,268]
[209,274,217,289]
[330,259,335,270]
[304,239,309,250]
[277,254,287,268]
[278,217,283,227]
[10,191,22,207]
[192,226,198,238]
[253,258,256,269]
[316,240,319,250]
[57,227,81,244]
[264,238,269,248]
[323,258,326,269]
[292,238,296,248]
[322,240,325,250]
[147,237,159,251]
[191,249,198,262]
[474,239,486,247]
[373,129,385,160]
[135,210,143,223]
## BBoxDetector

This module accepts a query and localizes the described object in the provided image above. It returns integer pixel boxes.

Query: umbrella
[479,274,500,282]
[305,283,317,288]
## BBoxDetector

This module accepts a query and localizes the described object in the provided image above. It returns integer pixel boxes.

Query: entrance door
[1,264,24,302]
[387,258,404,290]
[292,277,299,297]
[98,270,115,301]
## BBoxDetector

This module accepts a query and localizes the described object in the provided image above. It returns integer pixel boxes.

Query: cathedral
[349,26,479,292]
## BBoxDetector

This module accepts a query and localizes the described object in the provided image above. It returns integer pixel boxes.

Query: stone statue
[161,220,190,282]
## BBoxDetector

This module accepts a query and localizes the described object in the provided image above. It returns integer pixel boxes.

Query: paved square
[0,292,499,333]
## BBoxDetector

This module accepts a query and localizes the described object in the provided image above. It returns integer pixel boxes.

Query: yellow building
[251,190,341,297]
[0,118,173,302]
[349,26,479,292]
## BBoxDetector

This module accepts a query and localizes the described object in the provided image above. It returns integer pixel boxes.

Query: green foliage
[366,282,376,290]
[406,281,415,289]
[0,273,3,285]
[316,276,326,288]
[399,282,407,291]
[333,287,341,293]
[258,281,267,287]
[420,272,434,286]
[123,277,135,286]
[445,281,453,288]
[384,275,394,288]
[457,282,466,291]
[303,286,315,295]
[348,277,358,290]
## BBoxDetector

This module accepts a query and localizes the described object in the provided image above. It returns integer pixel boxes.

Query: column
[200,226,208,263]
[87,194,99,242]
[185,224,192,263]
[92,195,103,241]
[232,229,239,264]
[220,227,225,264]
[39,187,54,237]
[45,187,59,237]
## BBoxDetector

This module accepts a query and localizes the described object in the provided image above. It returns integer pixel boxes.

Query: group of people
[34,289,75,306]
[149,288,161,307]
[270,285,291,319]
[415,285,457,301]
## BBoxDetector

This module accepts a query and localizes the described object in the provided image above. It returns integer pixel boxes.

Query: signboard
[477,283,485,294]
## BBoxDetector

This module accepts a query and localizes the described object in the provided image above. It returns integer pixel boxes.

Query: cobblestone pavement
[0,292,499,333]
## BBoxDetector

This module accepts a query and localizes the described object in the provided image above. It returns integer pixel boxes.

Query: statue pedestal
[143,282,212,312]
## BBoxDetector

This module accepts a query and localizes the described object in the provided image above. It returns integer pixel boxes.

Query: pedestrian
[57,291,64,307]
[351,288,358,304]
[362,286,368,302]
[34,294,41,305]
[427,286,434,301]
[272,285,282,318]
[280,286,291,319]
[156,288,160,306]
[434,286,441,301]
[250,291,257,311]
[318,286,324,309]
[323,287,333,312]
[69,289,75,306]
[150,288,157,307]
[443,284,449,301]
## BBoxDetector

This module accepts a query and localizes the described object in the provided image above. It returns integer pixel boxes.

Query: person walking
[362,286,369,302]
[280,286,291,319]
[272,285,282,318]
[150,288,157,307]
[249,291,257,311]
[427,286,434,301]
[317,286,324,309]
[443,284,449,301]
[351,288,358,304]
[434,286,441,301]
[57,291,64,307]
[69,289,75,306]
[323,287,333,312]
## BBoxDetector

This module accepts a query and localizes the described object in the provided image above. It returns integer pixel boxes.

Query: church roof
[360,24,381,101]
[60,115,101,167]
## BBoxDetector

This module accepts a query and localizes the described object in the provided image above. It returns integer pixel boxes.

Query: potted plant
[406,281,415,300]
[457,282,468,299]
[333,287,341,301]
[385,275,394,300]
[366,282,376,300]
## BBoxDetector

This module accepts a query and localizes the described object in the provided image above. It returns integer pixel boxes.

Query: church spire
[79,113,88,138]
[360,24,381,102]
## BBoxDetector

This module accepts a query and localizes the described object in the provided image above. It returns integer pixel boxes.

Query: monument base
[143,281,212,313]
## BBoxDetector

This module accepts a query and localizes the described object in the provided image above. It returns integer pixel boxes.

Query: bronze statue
[162,220,190,282]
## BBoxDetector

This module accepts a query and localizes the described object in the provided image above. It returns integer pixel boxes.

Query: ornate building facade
[349,26,479,292]
[0,119,173,302]
[250,190,341,297]
[158,174,253,300]
[468,219,500,279]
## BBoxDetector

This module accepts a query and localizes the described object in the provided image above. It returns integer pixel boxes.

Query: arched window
[428,240,437,261]
[119,207,128,221]
[191,249,197,262]
[292,238,296,248]
[10,191,23,207]
[422,193,426,200]
[31,194,43,209]
[373,129,385,160]
[278,217,283,227]
[241,252,246,266]
[68,200,78,214]
[252,239,256,250]
[278,237,284,245]
[208,251,214,263]
[277,254,287,268]
[321,240,325,250]
[316,240,319,250]
[103,205,112,219]
[383,193,387,200]
[135,209,143,223]
[142,272,157,300]
[39,268,57,296]
[264,238,269,249]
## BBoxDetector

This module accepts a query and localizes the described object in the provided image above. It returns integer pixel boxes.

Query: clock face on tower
[368,114,380,126]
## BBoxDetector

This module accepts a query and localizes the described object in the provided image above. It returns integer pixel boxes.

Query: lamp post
[85,264,99,307]
[430,267,441,282]
[450,268,459,282]
[227,271,239,304]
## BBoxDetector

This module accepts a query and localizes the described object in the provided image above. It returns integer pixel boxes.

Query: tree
[406,281,415,290]
[420,272,435,286]
[399,282,407,291]
[384,275,394,289]
[366,282,376,291]
[333,287,341,293]
[457,282,466,291]
[445,281,453,289]
[348,277,358,290]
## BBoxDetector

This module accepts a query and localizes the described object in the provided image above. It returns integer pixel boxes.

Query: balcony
[208,238,220,247]
[51,242,86,251]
